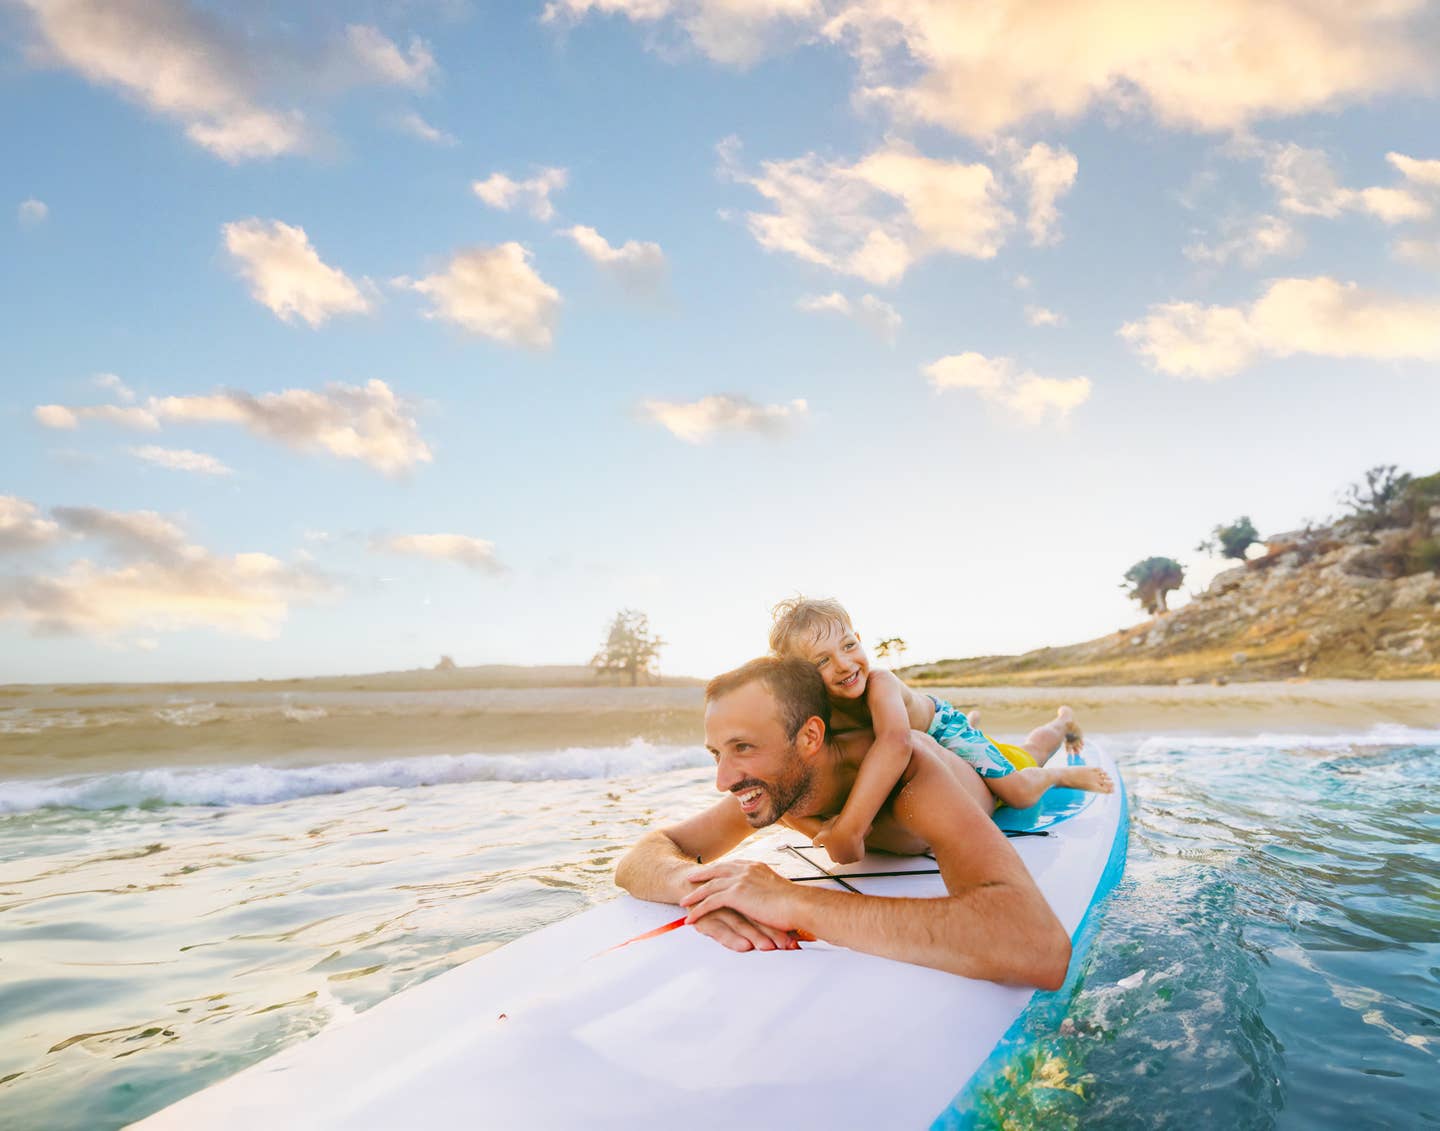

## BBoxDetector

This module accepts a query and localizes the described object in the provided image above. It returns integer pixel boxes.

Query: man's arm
[615,797,799,953]
[614,796,753,903]
[681,735,1072,987]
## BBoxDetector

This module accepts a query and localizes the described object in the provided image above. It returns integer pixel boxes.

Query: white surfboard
[133,744,1127,1130]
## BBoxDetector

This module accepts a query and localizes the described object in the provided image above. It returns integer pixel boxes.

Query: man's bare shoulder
[892,731,995,825]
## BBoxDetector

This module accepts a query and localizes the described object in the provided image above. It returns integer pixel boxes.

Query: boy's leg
[1019,705,1083,766]
[991,709,1110,805]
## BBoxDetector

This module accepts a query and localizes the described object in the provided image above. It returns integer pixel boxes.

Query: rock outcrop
[907,503,1440,686]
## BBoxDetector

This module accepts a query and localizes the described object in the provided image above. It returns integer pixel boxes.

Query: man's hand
[691,907,799,952]
[812,815,868,865]
[681,860,800,933]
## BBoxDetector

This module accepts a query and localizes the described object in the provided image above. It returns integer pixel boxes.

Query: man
[614,656,1072,989]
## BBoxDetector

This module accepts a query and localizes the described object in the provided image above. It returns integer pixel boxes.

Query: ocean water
[0,728,1436,1129]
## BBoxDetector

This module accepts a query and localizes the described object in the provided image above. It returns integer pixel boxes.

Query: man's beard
[733,741,813,828]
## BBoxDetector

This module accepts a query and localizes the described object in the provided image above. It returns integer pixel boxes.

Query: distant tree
[874,637,908,664]
[434,654,457,671]
[1343,465,1412,530]
[1122,556,1185,615]
[591,609,665,686]
[1197,516,1261,561]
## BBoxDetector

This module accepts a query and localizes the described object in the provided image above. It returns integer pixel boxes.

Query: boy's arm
[814,669,913,864]
[614,797,797,952]
[681,734,1071,986]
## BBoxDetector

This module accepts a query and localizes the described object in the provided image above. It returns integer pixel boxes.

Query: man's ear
[796,714,826,757]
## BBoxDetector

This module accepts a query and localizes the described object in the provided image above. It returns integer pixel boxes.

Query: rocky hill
[906,477,1440,686]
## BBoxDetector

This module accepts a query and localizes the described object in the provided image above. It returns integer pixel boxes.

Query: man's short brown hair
[768,595,853,657]
[705,656,830,740]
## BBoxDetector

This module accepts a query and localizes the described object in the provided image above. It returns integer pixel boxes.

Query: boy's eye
[815,658,828,668]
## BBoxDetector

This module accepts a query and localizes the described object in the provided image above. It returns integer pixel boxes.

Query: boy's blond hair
[768,596,853,657]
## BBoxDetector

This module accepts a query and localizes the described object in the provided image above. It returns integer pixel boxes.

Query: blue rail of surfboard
[934,754,1131,1130]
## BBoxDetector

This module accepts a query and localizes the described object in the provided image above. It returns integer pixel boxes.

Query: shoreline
[2,680,1437,782]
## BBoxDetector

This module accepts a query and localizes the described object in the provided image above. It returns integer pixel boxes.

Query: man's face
[704,680,813,828]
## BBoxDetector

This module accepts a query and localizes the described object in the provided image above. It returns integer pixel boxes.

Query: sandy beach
[4,676,1437,781]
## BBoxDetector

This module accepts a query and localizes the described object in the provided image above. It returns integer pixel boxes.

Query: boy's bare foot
[966,708,981,730]
[1057,765,1113,793]
[1057,705,1083,755]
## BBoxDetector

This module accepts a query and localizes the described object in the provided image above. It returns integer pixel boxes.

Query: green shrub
[1408,537,1440,575]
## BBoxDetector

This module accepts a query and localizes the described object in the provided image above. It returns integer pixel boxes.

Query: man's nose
[714,754,741,793]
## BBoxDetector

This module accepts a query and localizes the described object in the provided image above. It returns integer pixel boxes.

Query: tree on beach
[1197,516,1260,561]
[591,609,665,686]
[874,637,908,664]
[1121,557,1185,615]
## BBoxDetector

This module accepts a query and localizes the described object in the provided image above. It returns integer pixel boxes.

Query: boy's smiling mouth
[836,670,862,690]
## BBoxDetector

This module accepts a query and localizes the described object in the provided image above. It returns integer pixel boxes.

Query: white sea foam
[1132,723,1440,755]
[0,740,710,814]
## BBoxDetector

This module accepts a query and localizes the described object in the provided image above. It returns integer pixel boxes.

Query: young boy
[769,595,1114,864]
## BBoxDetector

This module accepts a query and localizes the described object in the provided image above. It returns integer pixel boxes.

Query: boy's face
[803,623,869,700]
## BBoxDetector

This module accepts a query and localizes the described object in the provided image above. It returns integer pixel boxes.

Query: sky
[3,0,1440,685]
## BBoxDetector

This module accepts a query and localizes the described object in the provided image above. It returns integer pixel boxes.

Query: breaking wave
[0,740,710,814]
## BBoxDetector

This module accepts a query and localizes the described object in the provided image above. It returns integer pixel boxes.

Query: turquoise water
[0,730,1436,1128]
[965,731,1439,1129]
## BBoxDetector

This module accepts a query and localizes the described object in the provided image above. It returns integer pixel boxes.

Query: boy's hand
[812,816,868,865]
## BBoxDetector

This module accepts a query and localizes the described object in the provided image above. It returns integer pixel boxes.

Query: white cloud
[1262,142,1431,225]
[222,219,372,328]
[15,3,440,162]
[1185,214,1303,268]
[796,291,901,341]
[1024,305,1064,327]
[0,496,63,552]
[550,2,1436,137]
[1394,237,1440,266]
[1121,275,1440,378]
[837,2,1435,137]
[924,352,1090,424]
[472,168,569,222]
[542,0,820,66]
[396,244,561,349]
[373,534,504,574]
[641,394,808,443]
[36,380,432,475]
[344,24,435,90]
[130,446,233,476]
[17,0,310,161]
[721,138,1012,285]
[563,225,667,293]
[18,198,48,226]
[1388,151,1440,188]
[390,111,457,146]
[0,506,331,639]
[1011,142,1078,246]
[34,403,159,430]
[93,373,136,402]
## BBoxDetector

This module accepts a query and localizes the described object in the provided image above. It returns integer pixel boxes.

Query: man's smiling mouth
[735,786,765,813]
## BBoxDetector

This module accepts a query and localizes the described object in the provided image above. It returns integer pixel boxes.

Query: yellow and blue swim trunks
[927,696,1037,778]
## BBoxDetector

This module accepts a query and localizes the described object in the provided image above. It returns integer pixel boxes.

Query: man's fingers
[696,916,751,952]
